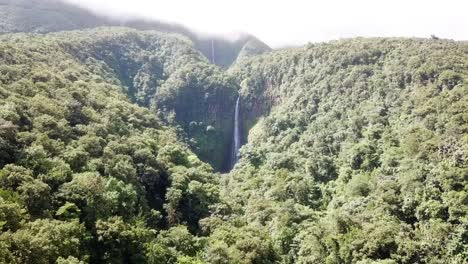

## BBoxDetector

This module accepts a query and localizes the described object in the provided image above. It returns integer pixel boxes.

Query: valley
[0,1,467,263]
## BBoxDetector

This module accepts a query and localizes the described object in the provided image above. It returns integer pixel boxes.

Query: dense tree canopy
[0,0,271,68]
[222,37,468,263]
[6,27,239,171]
[0,27,466,264]
[0,29,222,263]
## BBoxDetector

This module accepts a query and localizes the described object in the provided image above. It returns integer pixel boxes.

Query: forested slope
[29,28,238,171]
[0,0,271,68]
[210,38,468,263]
[0,26,467,264]
[0,0,108,33]
[0,28,235,263]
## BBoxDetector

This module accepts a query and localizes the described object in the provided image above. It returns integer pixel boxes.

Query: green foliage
[223,38,468,263]
[0,219,86,263]
[0,0,271,68]
[0,25,466,264]
[204,224,279,264]
[0,28,222,263]
[0,2,272,171]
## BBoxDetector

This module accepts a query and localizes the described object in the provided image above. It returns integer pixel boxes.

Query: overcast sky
[63,0,468,47]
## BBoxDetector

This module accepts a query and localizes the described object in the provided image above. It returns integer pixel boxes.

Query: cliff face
[196,35,272,68]
[220,38,468,263]
[0,29,224,263]
[1,20,467,263]
[229,55,287,144]
[151,64,238,171]
[48,28,238,171]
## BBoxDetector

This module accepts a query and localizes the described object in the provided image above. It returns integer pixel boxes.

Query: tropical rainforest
[0,1,467,263]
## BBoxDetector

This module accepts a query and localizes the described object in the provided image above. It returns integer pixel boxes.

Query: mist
[61,0,468,47]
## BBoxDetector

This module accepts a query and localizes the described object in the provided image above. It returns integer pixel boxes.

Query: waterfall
[231,96,241,169]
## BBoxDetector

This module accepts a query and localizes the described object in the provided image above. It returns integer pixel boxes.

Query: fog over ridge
[60,0,468,47]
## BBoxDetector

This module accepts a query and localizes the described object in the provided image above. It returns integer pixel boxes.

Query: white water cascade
[231,96,241,169]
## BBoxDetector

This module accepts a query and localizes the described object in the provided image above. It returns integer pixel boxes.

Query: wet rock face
[54,28,239,172]
[157,81,238,172]
[238,78,282,144]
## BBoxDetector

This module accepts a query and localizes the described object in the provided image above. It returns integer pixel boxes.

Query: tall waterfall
[231,96,241,169]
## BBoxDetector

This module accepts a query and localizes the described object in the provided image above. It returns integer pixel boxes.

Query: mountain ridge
[0,0,271,68]
[0,4,467,264]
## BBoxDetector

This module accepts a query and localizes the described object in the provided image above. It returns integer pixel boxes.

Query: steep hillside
[195,35,271,68]
[0,0,271,68]
[206,38,468,263]
[234,37,274,63]
[0,23,467,263]
[5,28,238,171]
[0,0,108,33]
[0,28,228,263]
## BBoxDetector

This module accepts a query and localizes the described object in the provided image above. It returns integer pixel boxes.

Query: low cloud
[63,0,468,47]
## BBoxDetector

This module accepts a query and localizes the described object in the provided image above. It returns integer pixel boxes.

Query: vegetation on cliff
[0,29,226,263]
[22,27,238,171]
[0,25,466,263]
[0,0,271,68]
[222,37,468,263]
